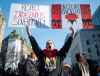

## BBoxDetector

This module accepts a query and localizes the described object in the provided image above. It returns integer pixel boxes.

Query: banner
[5,38,22,70]
[51,4,62,29]
[9,3,51,28]
[62,4,83,32]
[8,3,94,30]
[80,4,94,29]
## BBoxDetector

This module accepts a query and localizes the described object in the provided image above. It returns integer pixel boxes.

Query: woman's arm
[58,27,74,58]
[26,25,42,57]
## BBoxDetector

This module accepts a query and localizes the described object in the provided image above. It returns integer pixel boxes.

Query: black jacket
[28,35,73,76]
[25,58,39,76]
[72,59,97,76]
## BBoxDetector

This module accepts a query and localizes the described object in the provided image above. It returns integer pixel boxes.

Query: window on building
[96,49,100,56]
[86,40,90,45]
[95,44,98,48]
[92,34,95,38]
[95,44,100,56]
[88,48,91,53]
[97,34,100,38]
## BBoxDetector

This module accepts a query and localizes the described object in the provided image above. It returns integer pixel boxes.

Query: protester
[63,64,72,76]
[72,52,97,76]
[26,25,74,76]
[25,52,39,76]
[96,65,100,76]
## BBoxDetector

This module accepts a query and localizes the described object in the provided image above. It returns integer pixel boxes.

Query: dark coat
[25,58,39,76]
[72,59,97,76]
[28,35,73,76]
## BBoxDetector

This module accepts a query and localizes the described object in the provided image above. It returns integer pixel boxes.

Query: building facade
[67,28,100,64]
[0,30,33,71]
[0,10,5,52]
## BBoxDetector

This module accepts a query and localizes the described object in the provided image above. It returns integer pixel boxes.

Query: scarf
[43,49,57,71]
[43,49,57,58]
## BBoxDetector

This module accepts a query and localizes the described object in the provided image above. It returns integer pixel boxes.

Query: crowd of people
[0,26,100,76]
